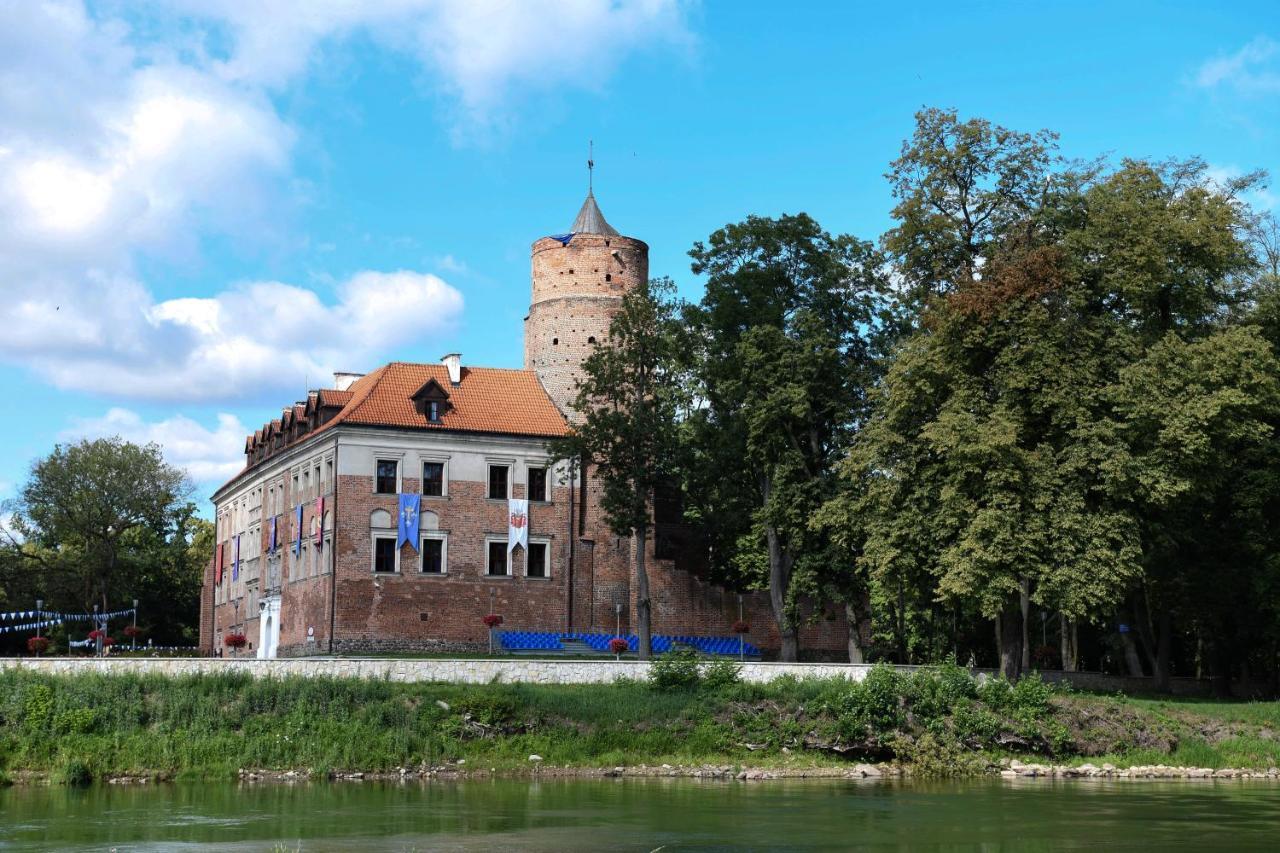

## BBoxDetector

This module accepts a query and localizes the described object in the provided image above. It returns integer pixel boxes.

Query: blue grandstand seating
[497,630,760,657]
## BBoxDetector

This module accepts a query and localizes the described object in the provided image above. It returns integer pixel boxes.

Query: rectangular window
[373,537,398,573]
[375,459,398,494]
[421,537,445,574]
[488,465,509,500]
[527,542,548,578]
[528,466,547,502]
[487,541,509,576]
[422,462,445,497]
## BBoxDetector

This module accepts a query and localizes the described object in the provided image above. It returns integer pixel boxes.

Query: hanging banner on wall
[294,504,304,557]
[315,496,325,546]
[232,534,240,581]
[268,515,277,553]
[398,493,420,552]
[508,499,528,553]
[214,541,224,585]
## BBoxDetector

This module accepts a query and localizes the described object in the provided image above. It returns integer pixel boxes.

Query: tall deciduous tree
[7,437,192,615]
[684,214,885,661]
[554,278,685,659]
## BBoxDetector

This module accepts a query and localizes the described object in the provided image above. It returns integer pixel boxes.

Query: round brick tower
[524,191,649,416]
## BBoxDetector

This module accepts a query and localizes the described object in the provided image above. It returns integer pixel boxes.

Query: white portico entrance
[258,595,281,659]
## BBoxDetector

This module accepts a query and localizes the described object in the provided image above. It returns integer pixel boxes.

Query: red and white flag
[508,499,528,553]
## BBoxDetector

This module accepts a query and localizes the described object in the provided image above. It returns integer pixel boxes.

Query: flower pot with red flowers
[608,637,629,660]
[124,624,143,651]
[224,632,248,656]
[731,621,750,660]
[27,636,50,656]
[481,614,503,654]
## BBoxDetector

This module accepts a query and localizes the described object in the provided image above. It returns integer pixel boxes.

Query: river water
[2,777,1277,850]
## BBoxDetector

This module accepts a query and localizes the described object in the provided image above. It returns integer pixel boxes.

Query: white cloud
[62,408,249,484]
[3,269,464,401]
[165,0,694,121]
[0,1,691,403]
[1195,36,1280,96]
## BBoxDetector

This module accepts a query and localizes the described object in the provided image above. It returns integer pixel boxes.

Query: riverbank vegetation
[2,664,1277,785]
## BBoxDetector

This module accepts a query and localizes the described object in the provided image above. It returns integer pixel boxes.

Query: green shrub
[22,683,54,731]
[906,663,978,724]
[1010,674,1054,716]
[455,690,516,726]
[858,665,906,734]
[648,649,702,691]
[976,676,1014,712]
[895,732,986,778]
[54,708,99,735]
[58,758,93,787]
[702,657,742,690]
[950,702,1003,746]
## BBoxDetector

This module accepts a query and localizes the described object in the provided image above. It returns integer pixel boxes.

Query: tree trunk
[634,518,652,660]
[845,601,865,664]
[1154,608,1173,693]
[766,523,797,662]
[996,598,1023,681]
[1120,628,1145,677]
[1211,641,1233,699]
[1019,578,1031,672]
[1059,614,1077,672]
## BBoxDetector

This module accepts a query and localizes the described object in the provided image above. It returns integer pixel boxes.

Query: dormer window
[409,378,452,424]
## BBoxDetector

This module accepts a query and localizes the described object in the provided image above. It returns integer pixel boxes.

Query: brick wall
[524,233,649,417]
[325,468,576,655]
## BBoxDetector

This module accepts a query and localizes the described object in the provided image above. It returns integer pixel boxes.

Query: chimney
[441,353,462,385]
[333,371,364,391]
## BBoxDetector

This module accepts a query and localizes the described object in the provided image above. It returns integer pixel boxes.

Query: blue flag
[233,534,240,581]
[294,504,304,557]
[549,232,574,246]
[268,515,277,553]
[398,493,420,552]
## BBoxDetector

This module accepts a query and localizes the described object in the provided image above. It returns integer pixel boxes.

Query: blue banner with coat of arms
[398,493,420,553]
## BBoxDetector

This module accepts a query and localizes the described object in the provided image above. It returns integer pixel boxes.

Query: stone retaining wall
[0,656,1267,696]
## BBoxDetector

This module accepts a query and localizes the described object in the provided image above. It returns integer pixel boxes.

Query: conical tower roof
[570,191,619,236]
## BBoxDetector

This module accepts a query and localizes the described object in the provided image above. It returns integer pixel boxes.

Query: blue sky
[1,0,1277,515]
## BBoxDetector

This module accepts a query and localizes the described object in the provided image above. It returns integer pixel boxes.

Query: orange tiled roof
[219,362,567,495]
[330,362,568,438]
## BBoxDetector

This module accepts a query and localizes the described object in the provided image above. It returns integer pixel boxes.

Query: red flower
[26,636,50,654]
[123,625,143,638]
[608,637,630,655]
[731,620,750,634]
[87,629,105,641]
[224,632,248,649]
[103,637,116,646]
[482,614,504,629]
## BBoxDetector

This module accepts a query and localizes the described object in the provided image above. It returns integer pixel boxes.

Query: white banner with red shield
[508,498,528,553]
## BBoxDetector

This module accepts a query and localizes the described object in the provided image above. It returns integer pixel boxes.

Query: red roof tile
[330,362,568,438]
[216,362,567,495]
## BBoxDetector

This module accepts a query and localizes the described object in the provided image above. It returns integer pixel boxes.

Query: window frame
[419,533,448,575]
[487,463,511,501]
[485,538,512,577]
[374,457,400,495]
[372,534,400,574]
[527,465,549,503]
[421,458,448,498]
[526,538,551,579]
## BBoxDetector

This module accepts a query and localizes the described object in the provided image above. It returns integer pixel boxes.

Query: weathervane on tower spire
[587,139,594,193]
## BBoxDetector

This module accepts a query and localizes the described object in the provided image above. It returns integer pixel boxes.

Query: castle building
[200,190,848,658]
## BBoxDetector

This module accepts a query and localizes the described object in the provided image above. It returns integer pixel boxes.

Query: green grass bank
[1,658,1277,785]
